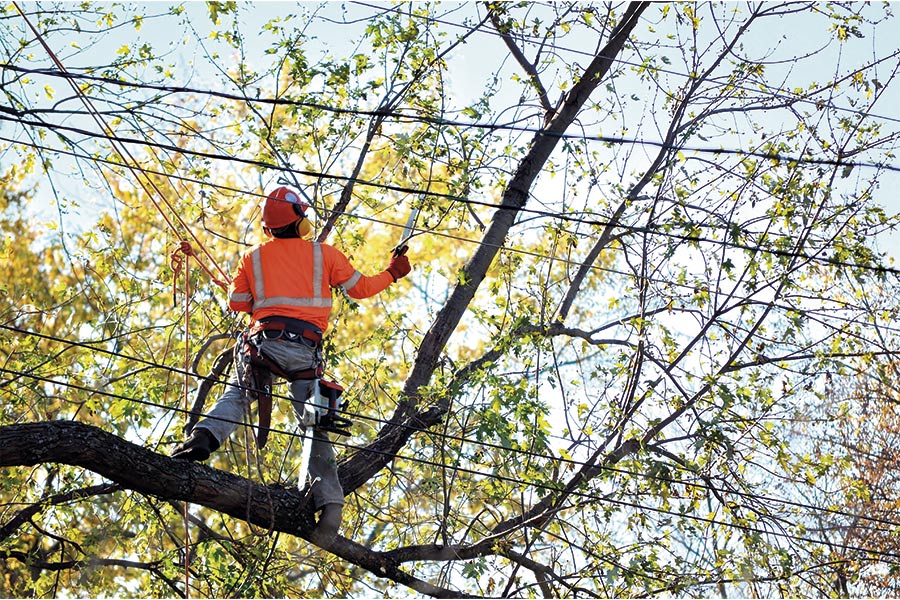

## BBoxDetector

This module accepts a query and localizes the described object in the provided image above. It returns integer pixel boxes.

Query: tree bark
[0,420,474,598]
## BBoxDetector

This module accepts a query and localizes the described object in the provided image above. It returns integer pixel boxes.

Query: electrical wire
[6,126,900,362]
[5,10,899,289]
[9,1,900,132]
[2,361,900,564]
[6,126,900,380]
[4,37,229,292]
[351,0,900,127]
[3,116,900,284]
[3,322,900,537]
[3,35,899,280]
[2,63,899,175]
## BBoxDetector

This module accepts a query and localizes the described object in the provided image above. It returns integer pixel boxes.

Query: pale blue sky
[4,2,899,260]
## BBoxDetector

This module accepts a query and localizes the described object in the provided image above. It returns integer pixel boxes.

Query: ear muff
[296,216,312,238]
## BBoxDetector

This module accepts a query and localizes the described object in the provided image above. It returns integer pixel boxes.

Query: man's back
[229,237,395,331]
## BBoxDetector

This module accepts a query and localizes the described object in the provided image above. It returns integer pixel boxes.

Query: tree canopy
[2,1,900,597]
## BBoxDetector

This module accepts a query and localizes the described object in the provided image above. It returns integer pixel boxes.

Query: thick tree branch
[0,420,474,598]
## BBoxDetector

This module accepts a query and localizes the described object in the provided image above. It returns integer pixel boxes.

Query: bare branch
[0,482,120,542]
[487,7,553,115]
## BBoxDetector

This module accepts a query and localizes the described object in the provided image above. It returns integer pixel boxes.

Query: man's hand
[387,247,412,281]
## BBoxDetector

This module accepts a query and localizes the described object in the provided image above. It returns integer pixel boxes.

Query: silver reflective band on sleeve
[230,292,253,303]
[340,271,362,292]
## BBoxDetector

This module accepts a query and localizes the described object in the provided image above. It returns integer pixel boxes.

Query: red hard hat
[262,186,308,229]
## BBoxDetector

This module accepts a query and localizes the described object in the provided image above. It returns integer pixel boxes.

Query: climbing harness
[234,318,352,449]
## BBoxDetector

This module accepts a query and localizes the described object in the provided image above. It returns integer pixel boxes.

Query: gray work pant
[194,336,344,509]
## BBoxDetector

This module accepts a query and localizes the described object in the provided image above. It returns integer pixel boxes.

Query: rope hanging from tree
[12,5,239,596]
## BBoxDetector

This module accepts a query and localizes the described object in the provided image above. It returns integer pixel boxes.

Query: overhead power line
[3,322,900,538]
[3,360,900,565]
[12,129,900,324]
[352,0,900,127]
[7,128,900,366]
[6,3,900,289]
[2,63,899,175]
[4,116,900,283]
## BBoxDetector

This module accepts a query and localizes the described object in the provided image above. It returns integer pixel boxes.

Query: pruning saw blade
[393,206,420,257]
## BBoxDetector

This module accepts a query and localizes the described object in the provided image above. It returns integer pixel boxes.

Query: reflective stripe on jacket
[228,238,394,331]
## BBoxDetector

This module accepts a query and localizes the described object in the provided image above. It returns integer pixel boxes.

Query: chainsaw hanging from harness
[234,320,352,448]
[307,378,351,436]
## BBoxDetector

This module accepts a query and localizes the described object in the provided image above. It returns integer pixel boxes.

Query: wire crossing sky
[2,3,900,598]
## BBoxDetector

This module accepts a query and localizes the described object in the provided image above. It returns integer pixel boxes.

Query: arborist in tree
[172,186,412,541]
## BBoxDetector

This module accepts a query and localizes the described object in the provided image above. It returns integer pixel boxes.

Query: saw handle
[387,247,411,281]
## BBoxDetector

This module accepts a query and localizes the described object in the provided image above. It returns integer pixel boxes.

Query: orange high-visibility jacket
[228,238,394,332]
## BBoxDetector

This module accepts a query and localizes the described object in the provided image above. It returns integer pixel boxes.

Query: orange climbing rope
[172,241,229,298]
[13,2,230,291]
[13,5,238,597]
[173,241,194,598]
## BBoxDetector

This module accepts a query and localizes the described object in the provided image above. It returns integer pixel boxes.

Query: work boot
[171,428,219,461]
[311,503,342,543]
